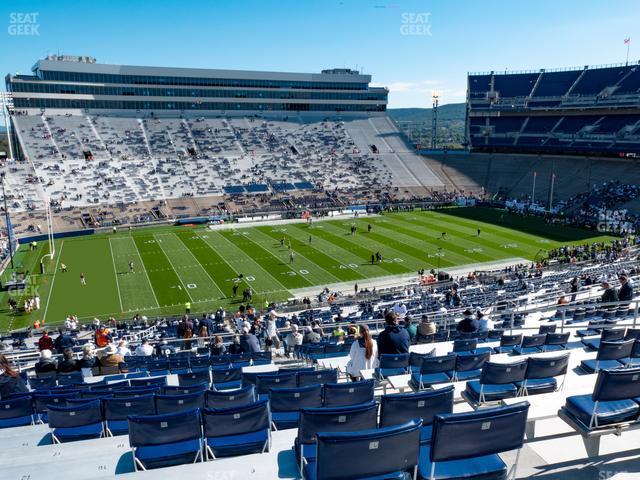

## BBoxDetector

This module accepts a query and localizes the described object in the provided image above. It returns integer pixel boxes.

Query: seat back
[129,376,167,388]
[29,376,57,390]
[128,408,202,449]
[624,329,640,341]
[521,334,546,348]
[409,351,435,370]
[155,391,205,414]
[525,354,569,380]
[379,385,454,428]
[146,358,170,371]
[255,373,297,396]
[430,402,530,462]
[479,361,527,385]
[34,392,80,414]
[178,368,211,387]
[379,353,409,370]
[47,399,102,429]
[545,332,570,346]
[297,401,378,445]
[538,324,557,334]
[189,356,210,369]
[596,339,635,361]
[269,385,323,413]
[500,334,522,347]
[455,351,490,373]
[0,395,34,426]
[593,367,640,402]
[453,339,477,352]
[104,394,156,420]
[323,379,375,407]
[315,419,421,480]
[205,386,255,409]
[57,371,84,386]
[113,386,160,397]
[297,369,338,387]
[601,328,626,343]
[211,367,242,385]
[420,354,457,375]
[162,383,209,396]
[202,398,270,438]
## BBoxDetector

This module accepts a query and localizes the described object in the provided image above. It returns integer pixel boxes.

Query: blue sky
[1,0,638,108]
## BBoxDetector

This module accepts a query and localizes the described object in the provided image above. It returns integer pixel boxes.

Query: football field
[0,207,615,331]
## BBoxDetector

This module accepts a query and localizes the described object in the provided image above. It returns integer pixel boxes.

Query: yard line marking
[43,240,64,323]
[169,233,225,298]
[203,230,291,295]
[108,238,124,312]
[153,233,194,303]
[128,237,161,308]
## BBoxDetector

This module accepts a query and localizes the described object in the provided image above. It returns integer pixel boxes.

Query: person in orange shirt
[94,326,112,348]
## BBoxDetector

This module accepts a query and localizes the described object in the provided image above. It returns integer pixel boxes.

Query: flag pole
[532,171,537,205]
[625,38,631,65]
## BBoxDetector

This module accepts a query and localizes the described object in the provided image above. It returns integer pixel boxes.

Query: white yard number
[245,276,255,282]
[186,283,197,289]
[299,270,309,275]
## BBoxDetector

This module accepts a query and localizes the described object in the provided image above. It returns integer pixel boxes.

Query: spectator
[477,311,494,331]
[0,354,28,398]
[210,335,227,356]
[34,349,57,375]
[377,311,410,355]
[618,274,634,303]
[154,335,176,356]
[266,312,281,350]
[116,340,131,357]
[285,324,304,354]
[393,302,408,317]
[57,348,80,373]
[403,315,417,342]
[240,327,261,354]
[332,325,346,339]
[78,345,96,370]
[456,309,479,334]
[54,328,76,353]
[417,315,436,342]
[601,280,619,304]
[38,330,54,352]
[98,344,124,371]
[94,326,112,348]
[228,335,243,354]
[135,339,154,356]
[303,326,321,344]
[346,324,379,381]
[198,323,209,348]
[177,316,194,350]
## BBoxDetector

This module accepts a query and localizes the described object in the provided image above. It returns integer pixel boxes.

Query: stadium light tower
[431,92,439,150]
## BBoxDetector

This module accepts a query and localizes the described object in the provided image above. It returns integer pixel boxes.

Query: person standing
[80,272,86,285]
[346,325,379,381]
[377,312,410,355]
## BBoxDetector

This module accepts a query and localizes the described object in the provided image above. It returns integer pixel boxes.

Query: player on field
[80,273,86,285]
[129,261,134,273]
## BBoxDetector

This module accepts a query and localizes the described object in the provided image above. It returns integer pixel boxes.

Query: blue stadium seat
[322,379,374,407]
[0,394,34,428]
[295,402,378,472]
[202,398,271,459]
[582,328,626,351]
[380,385,454,443]
[162,382,209,395]
[255,372,297,399]
[29,375,57,390]
[205,386,255,409]
[452,339,476,353]
[57,371,84,386]
[212,367,243,390]
[409,351,435,373]
[297,369,338,387]
[376,353,409,379]
[34,391,80,423]
[464,360,527,405]
[419,402,530,480]
[130,376,167,388]
[543,332,571,352]
[310,419,422,480]
[113,386,160,397]
[517,353,570,396]
[189,356,210,369]
[580,340,635,374]
[155,391,205,414]
[128,408,203,470]
[104,394,156,436]
[48,399,104,443]
[562,367,640,430]
[512,334,546,355]
[269,384,323,430]
[453,351,490,381]
[410,354,456,390]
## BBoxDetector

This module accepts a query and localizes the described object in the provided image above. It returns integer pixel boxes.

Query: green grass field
[0,207,615,331]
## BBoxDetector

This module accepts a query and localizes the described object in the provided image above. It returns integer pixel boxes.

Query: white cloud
[373,79,466,107]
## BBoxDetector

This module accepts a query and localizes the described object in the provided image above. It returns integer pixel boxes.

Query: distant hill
[387,103,465,123]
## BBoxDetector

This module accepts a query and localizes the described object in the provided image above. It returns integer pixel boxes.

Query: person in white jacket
[346,325,379,381]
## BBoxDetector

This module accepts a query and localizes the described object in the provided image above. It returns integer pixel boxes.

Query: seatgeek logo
[8,12,40,36]
[400,12,432,36]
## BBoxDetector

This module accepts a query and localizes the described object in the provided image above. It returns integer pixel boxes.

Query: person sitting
[618,274,634,303]
[346,324,379,381]
[116,340,131,357]
[227,335,243,355]
[154,335,176,356]
[303,326,321,344]
[600,280,619,304]
[285,324,304,355]
[97,344,124,372]
[210,335,227,356]
[78,345,96,370]
[403,315,417,342]
[94,326,112,348]
[135,339,154,356]
[57,348,80,373]
[456,309,479,334]
[54,328,76,353]
[417,315,436,342]
[38,330,54,352]
[240,327,261,354]
[377,311,410,355]
[477,311,494,331]
[34,349,57,375]
[0,354,28,398]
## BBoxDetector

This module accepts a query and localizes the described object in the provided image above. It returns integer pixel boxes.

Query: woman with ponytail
[346,324,379,381]
[0,354,28,398]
